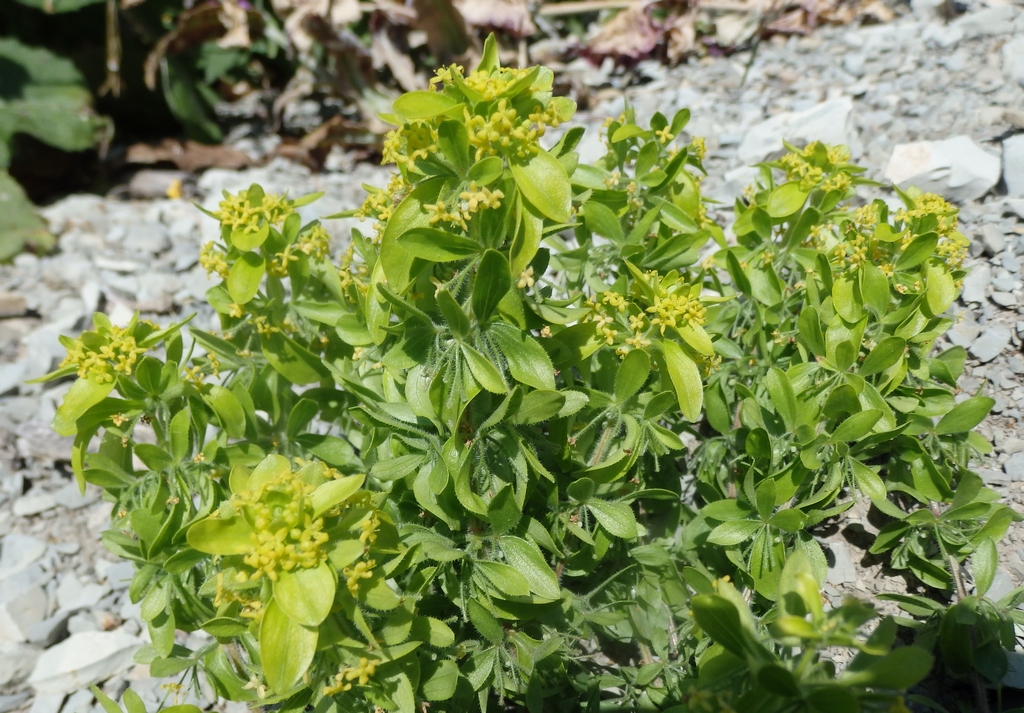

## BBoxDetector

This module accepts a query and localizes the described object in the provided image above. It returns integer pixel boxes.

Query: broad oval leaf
[511,148,572,223]
[766,182,808,218]
[273,561,335,626]
[935,396,995,435]
[260,598,318,693]
[53,378,114,436]
[661,340,703,421]
[392,91,462,120]
[311,474,365,518]
[187,516,253,555]
[861,336,906,376]
[227,252,265,305]
[615,348,650,403]
[398,228,481,262]
[587,500,638,539]
[499,536,560,600]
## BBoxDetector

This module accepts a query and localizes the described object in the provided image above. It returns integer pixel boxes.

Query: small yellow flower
[517,266,535,289]
[655,126,674,144]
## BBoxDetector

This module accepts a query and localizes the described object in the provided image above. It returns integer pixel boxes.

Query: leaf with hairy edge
[499,536,560,600]
[490,323,555,390]
[473,250,512,322]
[935,396,995,435]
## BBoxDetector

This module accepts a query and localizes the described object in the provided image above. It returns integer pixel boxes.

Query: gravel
[2,1,1024,709]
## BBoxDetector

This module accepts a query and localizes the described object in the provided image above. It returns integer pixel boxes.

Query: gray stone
[0,534,48,578]
[992,291,1018,308]
[56,575,110,612]
[1005,35,1024,88]
[826,541,857,586]
[1006,134,1024,200]
[0,641,41,687]
[13,492,57,517]
[0,584,48,642]
[127,170,187,200]
[953,5,1020,38]
[0,362,28,397]
[28,609,71,648]
[0,695,31,713]
[885,136,1001,202]
[51,484,100,511]
[29,629,142,694]
[1005,452,1024,482]
[0,292,27,317]
[981,224,1007,257]
[66,614,98,635]
[970,326,1011,363]
[961,263,990,304]
[29,693,66,713]
[737,96,854,164]
[0,564,52,604]
[1003,650,1024,690]
[97,562,133,591]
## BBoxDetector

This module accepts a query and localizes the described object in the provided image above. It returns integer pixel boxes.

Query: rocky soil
[1,2,1024,711]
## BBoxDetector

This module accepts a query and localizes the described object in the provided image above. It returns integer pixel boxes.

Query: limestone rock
[885,136,1001,202]
[28,629,142,695]
[737,97,854,165]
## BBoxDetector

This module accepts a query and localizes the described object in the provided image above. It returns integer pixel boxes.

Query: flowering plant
[40,39,1018,712]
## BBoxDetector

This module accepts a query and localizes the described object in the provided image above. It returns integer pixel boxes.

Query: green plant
[0,37,108,258]
[40,42,1019,712]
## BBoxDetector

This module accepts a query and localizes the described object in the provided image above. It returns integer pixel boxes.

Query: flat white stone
[885,136,1001,202]
[737,97,854,165]
[28,629,142,695]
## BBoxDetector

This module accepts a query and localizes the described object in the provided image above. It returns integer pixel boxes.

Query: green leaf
[587,500,638,539]
[510,198,543,277]
[186,515,253,555]
[260,598,317,693]
[584,202,623,243]
[766,183,808,217]
[227,252,265,305]
[861,337,905,376]
[473,249,512,322]
[499,536,560,600]
[476,561,530,597]
[707,520,761,546]
[615,349,650,403]
[925,260,956,315]
[422,659,459,701]
[437,289,470,338]
[935,396,995,435]
[511,390,564,424]
[850,459,886,503]
[260,332,329,385]
[169,409,191,461]
[461,344,507,393]
[798,307,826,356]
[491,323,555,390]
[436,120,470,174]
[973,537,997,597]
[469,156,504,185]
[511,148,572,223]
[764,367,796,430]
[842,646,933,689]
[467,599,503,644]
[273,561,335,626]
[204,385,246,439]
[310,474,365,518]
[832,409,881,442]
[380,178,444,292]
[397,228,480,262]
[392,91,462,120]
[832,274,862,323]
[661,340,703,421]
[53,378,114,436]
[895,233,938,270]
[690,595,759,660]
[231,222,269,251]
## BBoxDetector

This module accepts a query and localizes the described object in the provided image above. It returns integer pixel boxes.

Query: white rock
[28,693,66,713]
[29,629,142,695]
[0,641,41,687]
[0,362,27,397]
[971,326,1012,363]
[0,584,48,643]
[953,5,1019,37]
[1005,134,1024,199]
[961,263,990,304]
[0,534,48,579]
[56,575,110,611]
[13,492,57,517]
[1005,35,1024,87]
[826,541,857,586]
[885,136,1001,202]
[737,97,854,165]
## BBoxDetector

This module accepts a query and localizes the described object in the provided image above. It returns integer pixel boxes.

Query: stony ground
[1,2,1024,711]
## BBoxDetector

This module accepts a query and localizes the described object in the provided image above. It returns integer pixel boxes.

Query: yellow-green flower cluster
[382,122,438,167]
[894,191,968,269]
[464,100,562,161]
[355,173,406,241]
[778,141,853,192]
[295,224,332,261]
[323,657,378,695]
[214,190,294,234]
[199,242,229,278]
[646,290,707,335]
[60,325,148,383]
[232,469,330,582]
[424,182,504,230]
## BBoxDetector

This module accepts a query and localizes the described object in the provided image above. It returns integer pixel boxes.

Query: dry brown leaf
[217,0,252,48]
[370,26,422,91]
[277,0,361,54]
[665,8,697,63]
[455,0,537,38]
[274,115,378,168]
[585,2,661,61]
[144,2,265,89]
[126,139,252,173]
[410,0,471,63]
